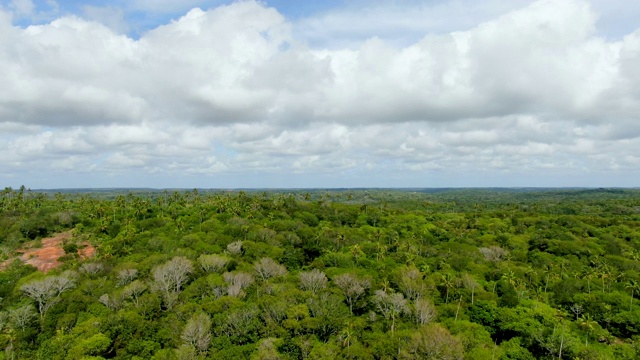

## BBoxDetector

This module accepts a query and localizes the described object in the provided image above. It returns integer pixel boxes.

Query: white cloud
[9,0,34,16]
[0,0,639,188]
[82,5,129,34]
[294,0,536,48]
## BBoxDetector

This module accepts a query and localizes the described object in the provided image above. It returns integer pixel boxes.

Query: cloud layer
[1,0,639,188]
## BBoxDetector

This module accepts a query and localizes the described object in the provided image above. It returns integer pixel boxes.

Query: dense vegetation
[1,186,640,359]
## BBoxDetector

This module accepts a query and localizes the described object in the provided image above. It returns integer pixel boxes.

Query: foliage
[1,187,640,358]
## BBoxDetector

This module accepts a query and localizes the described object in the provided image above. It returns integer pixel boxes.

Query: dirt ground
[1,230,95,273]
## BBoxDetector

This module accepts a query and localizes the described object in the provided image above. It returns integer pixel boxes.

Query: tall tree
[21,273,75,321]
[334,273,370,314]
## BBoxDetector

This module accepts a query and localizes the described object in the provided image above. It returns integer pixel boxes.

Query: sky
[1,0,640,189]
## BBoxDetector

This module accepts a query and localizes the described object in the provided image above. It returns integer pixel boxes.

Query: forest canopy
[1,187,640,359]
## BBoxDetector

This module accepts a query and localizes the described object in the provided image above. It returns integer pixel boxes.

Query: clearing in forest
[1,230,95,272]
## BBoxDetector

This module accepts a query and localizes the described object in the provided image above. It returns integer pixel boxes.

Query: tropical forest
[1,187,640,360]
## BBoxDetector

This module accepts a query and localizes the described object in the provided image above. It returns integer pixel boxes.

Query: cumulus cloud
[0,0,639,187]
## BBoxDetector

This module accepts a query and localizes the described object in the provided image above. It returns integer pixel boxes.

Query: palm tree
[156,196,166,217]
[339,323,355,348]
[558,260,568,279]
[419,263,431,275]
[582,268,595,294]
[597,267,610,294]
[578,314,597,346]
[335,233,346,250]
[542,265,553,295]
[375,243,387,261]
[625,279,640,311]
[350,244,364,260]
[379,278,391,292]
[441,274,455,303]
[501,269,518,288]
[524,265,537,287]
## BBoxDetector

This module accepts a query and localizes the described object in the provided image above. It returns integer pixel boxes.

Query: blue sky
[6,0,346,35]
[1,0,640,189]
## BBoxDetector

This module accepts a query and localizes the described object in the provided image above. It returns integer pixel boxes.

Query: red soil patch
[1,230,95,273]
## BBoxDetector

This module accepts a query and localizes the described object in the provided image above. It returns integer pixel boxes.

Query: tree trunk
[471,286,475,304]
[558,323,565,359]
